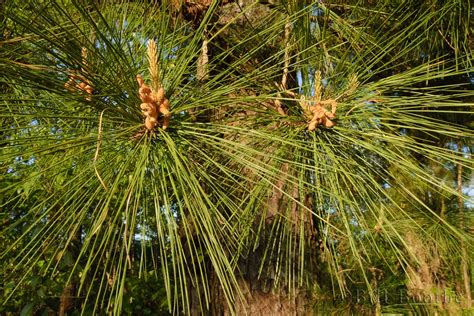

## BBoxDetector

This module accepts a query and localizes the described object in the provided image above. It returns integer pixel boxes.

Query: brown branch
[281,18,291,90]
[197,36,209,81]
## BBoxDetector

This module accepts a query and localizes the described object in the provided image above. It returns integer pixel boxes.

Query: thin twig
[197,35,209,81]
[281,18,291,89]
[277,18,292,115]
[94,109,108,190]
[437,29,456,52]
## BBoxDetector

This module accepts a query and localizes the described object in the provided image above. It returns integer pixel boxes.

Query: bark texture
[229,280,311,316]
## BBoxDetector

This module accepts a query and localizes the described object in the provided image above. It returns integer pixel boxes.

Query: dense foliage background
[1,0,473,314]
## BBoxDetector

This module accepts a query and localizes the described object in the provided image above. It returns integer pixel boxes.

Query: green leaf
[20,302,35,316]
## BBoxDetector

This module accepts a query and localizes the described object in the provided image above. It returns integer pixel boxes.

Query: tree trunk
[58,224,82,315]
[227,280,310,315]
[185,2,317,314]
[203,172,318,315]
[59,283,74,316]
[207,240,314,316]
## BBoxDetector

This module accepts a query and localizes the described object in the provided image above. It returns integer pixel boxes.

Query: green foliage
[1,0,473,314]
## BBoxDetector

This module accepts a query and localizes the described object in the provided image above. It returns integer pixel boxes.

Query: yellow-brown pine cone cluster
[65,73,94,101]
[307,99,337,131]
[136,75,171,130]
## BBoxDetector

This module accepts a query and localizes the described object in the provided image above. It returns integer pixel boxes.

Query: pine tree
[1,0,472,314]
